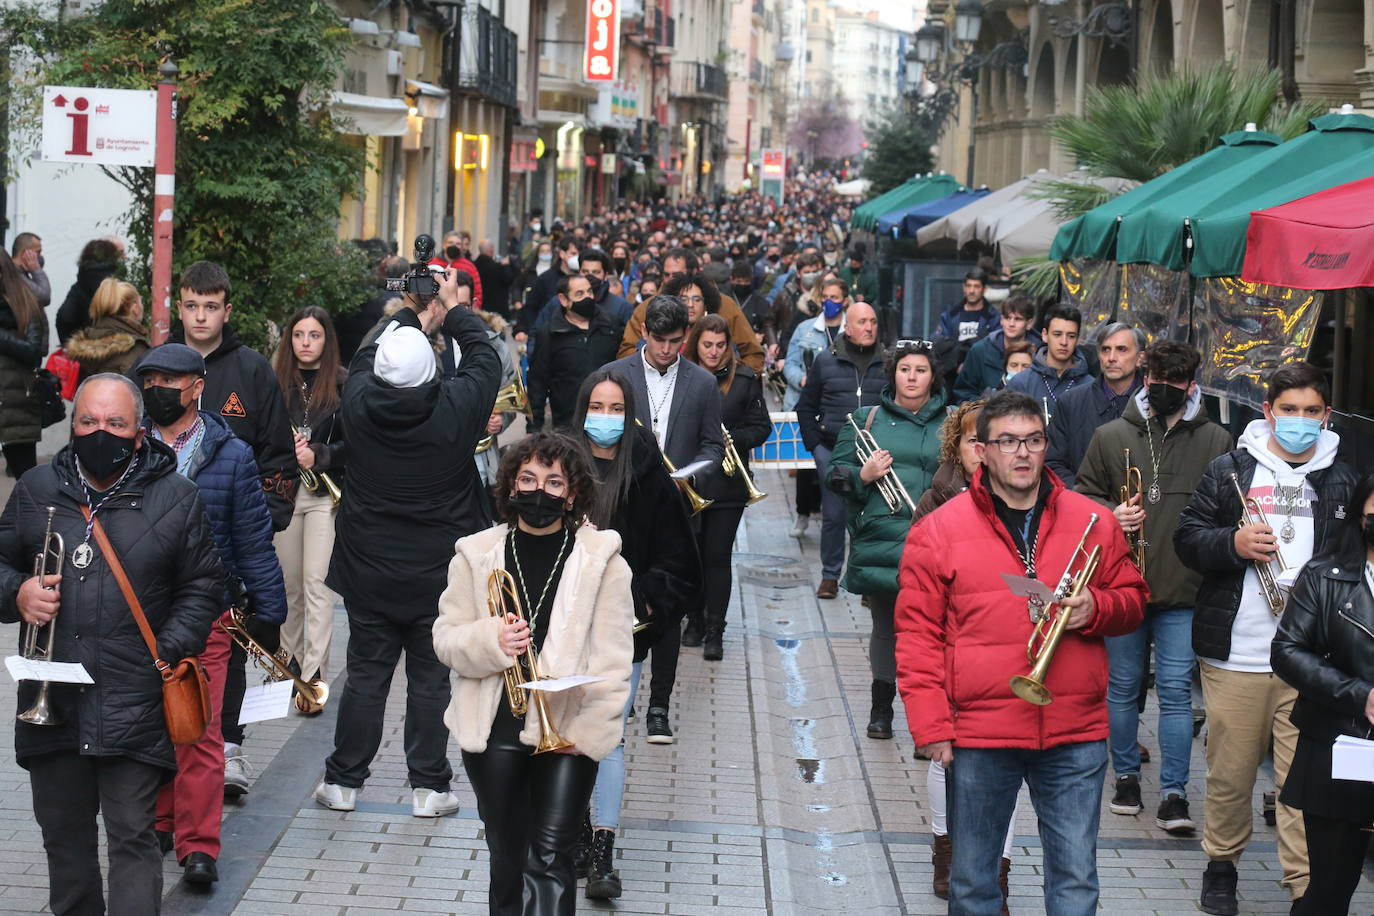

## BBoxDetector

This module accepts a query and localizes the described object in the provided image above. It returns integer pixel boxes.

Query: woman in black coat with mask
[568,368,700,901]
[1272,469,1374,915]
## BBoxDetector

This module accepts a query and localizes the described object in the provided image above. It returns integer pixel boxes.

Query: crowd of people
[0,169,1371,916]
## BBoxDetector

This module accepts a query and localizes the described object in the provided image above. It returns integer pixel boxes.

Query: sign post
[152,60,178,344]
[760,148,786,206]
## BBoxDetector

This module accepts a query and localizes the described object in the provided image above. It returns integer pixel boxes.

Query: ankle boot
[999,856,1011,915]
[867,680,896,739]
[931,833,952,899]
[703,627,724,660]
[584,829,622,899]
[573,809,593,878]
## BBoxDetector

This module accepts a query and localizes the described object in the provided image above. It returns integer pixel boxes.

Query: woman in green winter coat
[0,251,49,478]
[827,340,946,739]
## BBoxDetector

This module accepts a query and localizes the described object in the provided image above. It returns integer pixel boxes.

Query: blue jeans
[1105,606,1195,798]
[810,444,846,580]
[947,741,1107,916]
[590,661,643,829]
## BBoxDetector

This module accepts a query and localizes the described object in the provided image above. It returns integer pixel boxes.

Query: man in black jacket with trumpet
[0,373,225,916]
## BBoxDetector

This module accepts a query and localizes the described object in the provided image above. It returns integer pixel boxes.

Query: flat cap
[134,343,207,378]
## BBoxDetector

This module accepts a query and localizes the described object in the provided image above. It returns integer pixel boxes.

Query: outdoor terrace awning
[329,91,410,137]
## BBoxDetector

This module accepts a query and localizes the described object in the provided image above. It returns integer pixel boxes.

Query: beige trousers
[274,489,338,681]
[1199,661,1308,897]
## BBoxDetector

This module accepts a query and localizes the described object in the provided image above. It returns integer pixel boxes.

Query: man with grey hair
[1045,321,1145,486]
[0,372,224,915]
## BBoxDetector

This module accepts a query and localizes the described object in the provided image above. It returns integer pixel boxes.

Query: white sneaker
[313,781,357,812]
[223,744,251,798]
[412,788,460,818]
[790,515,810,538]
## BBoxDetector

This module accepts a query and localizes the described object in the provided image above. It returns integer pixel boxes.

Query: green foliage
[861,104,936,197]
[3,0,369,351]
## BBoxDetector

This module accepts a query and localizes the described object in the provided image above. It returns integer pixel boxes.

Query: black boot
[584,829,622,899]
[681,615,704,648]
[867,680,896,739]
[573,809,593,878]
[182,851,218,886]
[703,627,724,661]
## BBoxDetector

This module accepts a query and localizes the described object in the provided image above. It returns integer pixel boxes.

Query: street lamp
[954,0,984,44]
[905,46,925,88]
[914,22,944,64]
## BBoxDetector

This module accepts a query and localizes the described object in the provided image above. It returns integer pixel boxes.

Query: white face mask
[565,255,580,272]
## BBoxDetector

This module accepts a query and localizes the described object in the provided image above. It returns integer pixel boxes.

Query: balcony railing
[671,61,728,101]
[453,5,518,108]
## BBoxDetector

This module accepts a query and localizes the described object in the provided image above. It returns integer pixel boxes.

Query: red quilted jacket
[895,466,1147,750]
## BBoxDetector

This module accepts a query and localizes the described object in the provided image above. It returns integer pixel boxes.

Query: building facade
[832,10,907,118]
[724,0,793,190]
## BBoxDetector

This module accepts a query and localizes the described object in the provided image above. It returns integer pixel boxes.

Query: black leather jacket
[1273,553,1374,743]
[1174,448,1358,661]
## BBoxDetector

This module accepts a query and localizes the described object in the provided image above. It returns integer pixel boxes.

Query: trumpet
[1010,514,1103,706]
[218,606,329,713]
[1120,448,1146,576]
[847,414,916,515]
[721,424,767,506]
[18,507,65,726]
[475,375,532,455]
[292,426,342,508]
[1230,473,1289,615]
[487,569,573,754]
[634,419,712,514]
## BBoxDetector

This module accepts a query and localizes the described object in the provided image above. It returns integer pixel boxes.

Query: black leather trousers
[462,708,600,916]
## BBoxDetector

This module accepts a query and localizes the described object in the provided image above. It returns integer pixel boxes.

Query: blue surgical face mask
[583,413,625,447]
[1273,416,1322,455]
[822,298,844,319]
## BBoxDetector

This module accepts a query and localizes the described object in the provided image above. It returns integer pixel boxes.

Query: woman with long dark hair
[681,313,771,659]
[433,433,633,916]
[568,368,700,900]
[271,305,346,712]
[1273,470,1374,915]
[0,250,49,478]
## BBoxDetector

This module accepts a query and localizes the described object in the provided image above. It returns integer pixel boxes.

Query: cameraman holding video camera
[315,236,503,818]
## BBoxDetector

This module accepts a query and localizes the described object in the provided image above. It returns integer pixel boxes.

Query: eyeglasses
[515,474,568,497]
[987,434,1048,454]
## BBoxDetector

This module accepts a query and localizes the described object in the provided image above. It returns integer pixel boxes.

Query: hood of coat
[65,315,150,361]
[52,434,178,505]
[358,369,442,428]
[168,322,245,362]
[878,387,948,426]
[1123,384,1205,429]
[1239,417,1339,475]
[1028,345,1090,383]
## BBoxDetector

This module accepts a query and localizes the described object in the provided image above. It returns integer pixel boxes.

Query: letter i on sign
[66,96,92,156]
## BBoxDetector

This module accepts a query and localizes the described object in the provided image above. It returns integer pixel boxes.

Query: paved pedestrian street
[0,465,1368,914]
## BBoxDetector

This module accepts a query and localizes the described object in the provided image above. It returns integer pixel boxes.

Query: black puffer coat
[1175,449,1358,661]
[694,364,772,509]
[0,441,225,772]
[0,300,50,447]
[796,335,886,451]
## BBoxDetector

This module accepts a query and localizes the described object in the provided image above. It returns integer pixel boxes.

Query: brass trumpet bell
[721,424,767,506]
[475,377,533,454]
[19,506,65,726]
[487,568,573,754]
[218,607,330,711]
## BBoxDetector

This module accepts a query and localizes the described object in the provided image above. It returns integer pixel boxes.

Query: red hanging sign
[584,0,620,82]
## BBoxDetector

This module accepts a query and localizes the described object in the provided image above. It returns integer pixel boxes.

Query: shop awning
[879,189,989,237]
[1115,110,1374,269]
[405,79,450,119]
[1240,174,1374,288]
[851,174,963,232]
[329,91,410,137]
[1050,127,1280,262]
[917,172,1048,250]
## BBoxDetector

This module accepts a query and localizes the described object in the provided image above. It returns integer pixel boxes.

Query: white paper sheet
[671,460,713,480]
[237,680,294,725]
[5,655,94,684]
[1000,574,1055,604]
[1332,734,1374,782]
[516,675,606,693]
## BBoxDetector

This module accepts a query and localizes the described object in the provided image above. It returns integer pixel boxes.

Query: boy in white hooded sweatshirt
[1176,362,1358,916]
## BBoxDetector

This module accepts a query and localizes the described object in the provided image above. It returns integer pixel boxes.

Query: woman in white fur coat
[433,432,633,916]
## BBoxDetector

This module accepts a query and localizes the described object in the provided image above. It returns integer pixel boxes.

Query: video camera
[385,234,442,301]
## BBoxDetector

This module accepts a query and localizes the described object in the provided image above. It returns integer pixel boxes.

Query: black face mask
[569,295,595,319]
[445,245,464,261]
[510,489,566,529]
[1365,514,1374,549]
[73,429,137,482]
[611,257,627,273]
[731,284,753,302]
[144,385,191,427]
[1146,382,1188,418]
[588,277,607,300]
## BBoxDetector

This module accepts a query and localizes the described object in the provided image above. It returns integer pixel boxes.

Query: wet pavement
[0,463,1368,913]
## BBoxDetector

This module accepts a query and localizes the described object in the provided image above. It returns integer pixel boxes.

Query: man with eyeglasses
[896,389,1146,915]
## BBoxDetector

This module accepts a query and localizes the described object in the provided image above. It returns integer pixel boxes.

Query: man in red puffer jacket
[896,389,1147,916]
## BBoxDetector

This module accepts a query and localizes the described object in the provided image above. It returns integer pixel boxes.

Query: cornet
[487,569,573,754]
[1010,514,1103,706]
[292,426,342,508]
[475,375,532,455]
[721,424,766,506]
[18,507,65,726]
[1230,473,1289,615]
[847,414,916,514]
[634,419,712,514]
[218,606,329,713]
[1120,448,1146,576]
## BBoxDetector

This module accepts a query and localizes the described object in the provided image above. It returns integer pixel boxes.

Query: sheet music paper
[1000,574,1055,604]
[238,680,294,725]
[517,675,606,693]
[1332,734,1374,782]
[5,656,94,684]
[671,460,713,480]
